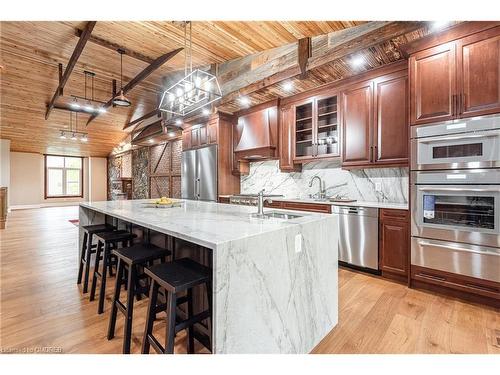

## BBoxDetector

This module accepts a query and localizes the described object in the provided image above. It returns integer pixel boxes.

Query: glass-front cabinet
[293,94,340,162]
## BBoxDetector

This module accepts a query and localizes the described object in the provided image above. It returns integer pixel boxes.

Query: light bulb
[283,81,294,92]
[176,87,184,97]
[202,108,210,116]
[351,55,364,68]
[175,119,183,126]
[239,96,250,106]
[148,139,154,143]
[204,80,212,91]
[168,93,175,103]
[194,76,202,88]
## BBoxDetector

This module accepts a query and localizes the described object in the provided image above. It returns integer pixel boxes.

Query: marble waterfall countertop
[79,199,339,353]
[80,199,332,250]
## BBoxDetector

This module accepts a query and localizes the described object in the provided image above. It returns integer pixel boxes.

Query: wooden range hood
[233,99,279,163]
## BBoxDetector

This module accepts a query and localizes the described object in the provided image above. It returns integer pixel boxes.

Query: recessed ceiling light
[175,119,183,126]
[431,21,450,31]
[168,132,176,137]
[148,139,154,143]
[351,56,364,68]
[283,81,294,92]
[202,108,210,116]
[239,96,250,106]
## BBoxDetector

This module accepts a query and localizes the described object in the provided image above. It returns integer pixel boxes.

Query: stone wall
[132,147,149,199]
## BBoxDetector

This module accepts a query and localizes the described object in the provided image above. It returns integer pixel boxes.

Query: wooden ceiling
[0,21,439,157]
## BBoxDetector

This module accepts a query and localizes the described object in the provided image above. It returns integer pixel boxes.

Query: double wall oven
[410,115,500,284]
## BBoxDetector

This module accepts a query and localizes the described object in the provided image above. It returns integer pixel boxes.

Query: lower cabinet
[379,209,409,282]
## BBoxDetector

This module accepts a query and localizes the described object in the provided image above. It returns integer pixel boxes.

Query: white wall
[88,157,107,201]
[0,140,11,205]
[9,152,105,209]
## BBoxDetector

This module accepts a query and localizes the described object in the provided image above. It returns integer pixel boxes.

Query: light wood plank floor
[0,206,498,354]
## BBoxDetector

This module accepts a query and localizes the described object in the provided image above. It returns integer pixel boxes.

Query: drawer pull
[417,272,446,282]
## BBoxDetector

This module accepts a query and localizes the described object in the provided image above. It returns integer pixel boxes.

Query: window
[45,155,83,198]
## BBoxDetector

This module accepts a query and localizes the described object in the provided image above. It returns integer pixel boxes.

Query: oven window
[423,195,494,230]
[432,143,483,159]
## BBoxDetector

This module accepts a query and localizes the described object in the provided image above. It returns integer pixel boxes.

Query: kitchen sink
[251,211,303,220]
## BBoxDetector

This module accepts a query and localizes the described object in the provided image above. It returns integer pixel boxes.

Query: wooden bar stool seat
[77,224,114,293]
[107,243,172,354]
[89,230,136,314]
[141,258,212,354]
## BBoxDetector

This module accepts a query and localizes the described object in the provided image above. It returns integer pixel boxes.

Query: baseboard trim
[10,201,83,210]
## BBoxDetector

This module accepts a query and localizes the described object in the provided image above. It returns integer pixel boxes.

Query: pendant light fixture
[59,111,88,142]
[112,49,131,107]
[159,21,221,119]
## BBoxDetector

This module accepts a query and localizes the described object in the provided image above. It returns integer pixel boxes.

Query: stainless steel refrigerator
[181,144,218,201]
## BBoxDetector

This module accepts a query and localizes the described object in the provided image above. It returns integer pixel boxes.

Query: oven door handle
[418,187,500,192]
[417,240,500,257]
[418,130,500,143]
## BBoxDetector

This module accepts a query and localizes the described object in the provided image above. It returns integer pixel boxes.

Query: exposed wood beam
[45,21,96,120]
[298,37,311,79]
[75,28,155,64]
[86,47,183,126]
[218,21,425,106]
[123,109,160,130]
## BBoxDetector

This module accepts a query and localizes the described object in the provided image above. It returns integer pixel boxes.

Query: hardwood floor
[0,206,498,354]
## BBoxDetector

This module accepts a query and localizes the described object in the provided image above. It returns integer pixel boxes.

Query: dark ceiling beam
[86,47,183,126]
[218,21,426,106]
[297,37,311,79]
[75,28,155,64]
[45,21,96,120]
[123,108,160,130]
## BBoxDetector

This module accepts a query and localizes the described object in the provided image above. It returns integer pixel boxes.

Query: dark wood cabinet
[379,209,409,282]
[373,71,409,165]
[409,43,456,125]
[182,129,191,150]
[457,27,500,117]
[278,105,300,172]
[409,25,500,125]
[341,80,373,167]
[293,95,340,162]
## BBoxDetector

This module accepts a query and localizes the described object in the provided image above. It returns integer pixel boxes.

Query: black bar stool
[107,243,172,354]
[141,258,212,354]
[90,230,137,314]
[77,224,114,293]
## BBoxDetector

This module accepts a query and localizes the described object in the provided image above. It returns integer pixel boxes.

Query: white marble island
[79,199,338,354]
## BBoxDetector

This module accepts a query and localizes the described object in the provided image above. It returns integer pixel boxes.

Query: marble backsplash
[241,160,408,203]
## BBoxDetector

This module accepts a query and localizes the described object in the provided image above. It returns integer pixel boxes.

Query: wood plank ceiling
[0,21,434,157]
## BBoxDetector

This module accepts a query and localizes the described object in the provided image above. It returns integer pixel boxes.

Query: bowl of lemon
[152,197,182,208]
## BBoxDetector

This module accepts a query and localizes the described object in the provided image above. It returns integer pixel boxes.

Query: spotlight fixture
[71,133,77,141]
[148,139,154,143]
[351,55,364,68]
[168,132,176,137]
[112,49,131,107]
[70,97,80,109]
[283,81,294,92]
[81,135,88,142]
[59,112,88,143]
[59,131,66,139]
[238,96,250,106]
[431,21,450,31]
[202,108,210,116]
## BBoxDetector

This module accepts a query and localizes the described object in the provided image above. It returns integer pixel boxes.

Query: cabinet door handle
[452,94,456,116]
[373,145,378,162]
[416,272,446,282]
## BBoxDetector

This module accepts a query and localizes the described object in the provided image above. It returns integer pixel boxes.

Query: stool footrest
[147,334,165,354]
[175,310,210,333]
[116,300,127,315]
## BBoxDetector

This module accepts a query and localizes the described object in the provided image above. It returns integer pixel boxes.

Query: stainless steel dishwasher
[332,205,379,271]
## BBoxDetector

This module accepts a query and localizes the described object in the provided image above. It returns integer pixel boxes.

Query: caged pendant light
[112,49,131,107]
[159,21,221,119]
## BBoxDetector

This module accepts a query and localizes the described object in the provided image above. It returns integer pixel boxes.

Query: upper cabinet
[409,25,500,125]
[293,94,340,162]
[342,69,408,168]
[409,43,457,125]
[341,81,373,167]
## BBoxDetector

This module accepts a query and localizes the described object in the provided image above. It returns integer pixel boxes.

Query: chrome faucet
[256,189,272,216]
[309,176,326,200]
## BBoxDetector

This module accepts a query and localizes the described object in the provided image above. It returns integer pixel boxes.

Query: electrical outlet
[375,182,382,191]
[295,234,302,253]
